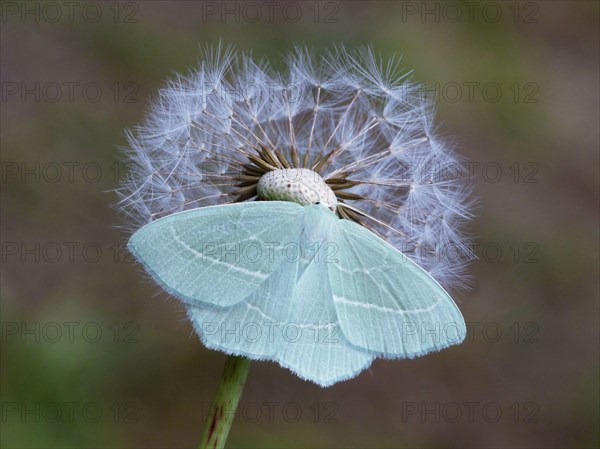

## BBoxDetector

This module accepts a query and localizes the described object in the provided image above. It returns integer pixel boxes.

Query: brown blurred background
[1,1,598,448]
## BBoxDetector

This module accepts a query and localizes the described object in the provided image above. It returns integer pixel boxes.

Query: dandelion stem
[198,355,251,449]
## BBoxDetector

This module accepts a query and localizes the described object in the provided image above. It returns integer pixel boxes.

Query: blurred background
[1,1,598,448]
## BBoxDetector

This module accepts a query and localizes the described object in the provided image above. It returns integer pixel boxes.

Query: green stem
[199,355,251,449]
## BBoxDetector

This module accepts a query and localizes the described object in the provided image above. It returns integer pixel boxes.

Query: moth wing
[128,201,305,307]
[329,218,466,357]
[275,252,374,387]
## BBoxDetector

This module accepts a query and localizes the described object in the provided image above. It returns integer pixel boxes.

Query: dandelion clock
[117,44,474,448]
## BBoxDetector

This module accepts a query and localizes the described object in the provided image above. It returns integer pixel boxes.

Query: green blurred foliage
[1,1,598,448]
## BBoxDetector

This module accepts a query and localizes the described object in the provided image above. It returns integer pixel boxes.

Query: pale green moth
[128,168,466,387]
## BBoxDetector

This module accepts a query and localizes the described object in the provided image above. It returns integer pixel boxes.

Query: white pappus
[117,44,474,291]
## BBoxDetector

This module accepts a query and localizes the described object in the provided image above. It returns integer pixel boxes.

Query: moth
[129,169,466,386]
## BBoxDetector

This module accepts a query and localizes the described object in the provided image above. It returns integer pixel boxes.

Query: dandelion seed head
[117,43,474,290]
